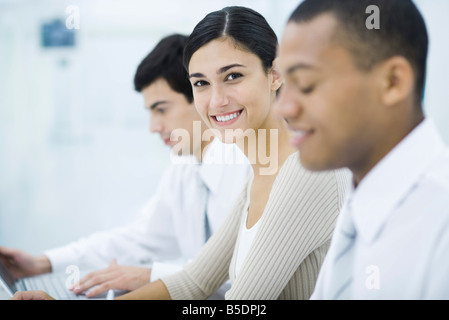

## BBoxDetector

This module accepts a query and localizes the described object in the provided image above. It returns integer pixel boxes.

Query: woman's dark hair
[183,6,278,74]
[134,34,193,103]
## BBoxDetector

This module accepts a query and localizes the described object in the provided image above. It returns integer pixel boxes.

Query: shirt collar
[197,161,221,195]
[350,118,447,243]
[198,138,250,195]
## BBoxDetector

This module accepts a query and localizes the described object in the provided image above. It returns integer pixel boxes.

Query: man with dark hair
[1,34,250,299]
[276,0,449,299]
[134,34,193,99]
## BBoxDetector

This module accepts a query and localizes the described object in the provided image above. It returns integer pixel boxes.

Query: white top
[312,119,449,299]
[44,139,251,291]
[234,185,262,278]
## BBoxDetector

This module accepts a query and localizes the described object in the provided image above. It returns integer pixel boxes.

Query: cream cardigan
[162,152,349,299]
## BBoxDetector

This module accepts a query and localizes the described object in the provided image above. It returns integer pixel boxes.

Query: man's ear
[378,56,415,107]
[270,57,284,92]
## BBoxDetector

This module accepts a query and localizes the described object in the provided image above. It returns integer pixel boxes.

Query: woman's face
[188,38,281,143]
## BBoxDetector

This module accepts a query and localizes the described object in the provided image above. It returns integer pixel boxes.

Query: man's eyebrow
[189,64,246,79]
[147,100,168,110]
[286,63,317,75]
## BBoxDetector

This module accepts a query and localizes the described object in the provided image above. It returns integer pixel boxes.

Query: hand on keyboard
[10,290,55,300]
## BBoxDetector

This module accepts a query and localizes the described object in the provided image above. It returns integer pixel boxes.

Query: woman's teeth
[215,111,241,122]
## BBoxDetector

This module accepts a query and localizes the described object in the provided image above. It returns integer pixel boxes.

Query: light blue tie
[328,204,357,299]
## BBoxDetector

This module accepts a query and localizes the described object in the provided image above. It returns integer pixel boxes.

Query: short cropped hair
[134,34,193,103]
[289,0,428,103]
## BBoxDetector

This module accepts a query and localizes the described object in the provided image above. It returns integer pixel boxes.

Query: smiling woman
[111,6,350,300]
[188,39,276,137]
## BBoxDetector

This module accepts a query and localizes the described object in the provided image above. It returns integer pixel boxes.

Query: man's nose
[150,116,163,133]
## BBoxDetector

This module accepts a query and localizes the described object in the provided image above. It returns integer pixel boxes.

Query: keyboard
[21,273,86,300]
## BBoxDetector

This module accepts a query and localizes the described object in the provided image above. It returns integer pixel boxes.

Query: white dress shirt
[312,119,449,299]
[44,139,251,287]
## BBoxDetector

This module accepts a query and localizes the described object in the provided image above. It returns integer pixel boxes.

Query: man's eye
[300,85,315,94]
[153,107,166,114]
[193,80,208,87]
[226,73,243,81]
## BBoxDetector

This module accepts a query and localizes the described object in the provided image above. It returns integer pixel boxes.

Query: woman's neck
[239,116,296,178]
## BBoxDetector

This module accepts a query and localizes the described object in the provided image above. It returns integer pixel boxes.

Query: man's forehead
[142,80,179,107]
[279,15,343,73]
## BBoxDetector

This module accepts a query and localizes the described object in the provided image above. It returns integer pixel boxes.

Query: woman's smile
[210,109,244,127]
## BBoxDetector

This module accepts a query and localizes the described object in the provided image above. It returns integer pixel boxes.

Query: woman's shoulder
[274,151,351,198]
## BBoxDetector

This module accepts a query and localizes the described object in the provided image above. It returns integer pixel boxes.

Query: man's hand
[10,290,55,300]
[71,259,151,298]
[0,246,51,279]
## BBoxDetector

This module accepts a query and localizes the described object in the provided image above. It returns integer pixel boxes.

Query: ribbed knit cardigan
[161,152,349,300]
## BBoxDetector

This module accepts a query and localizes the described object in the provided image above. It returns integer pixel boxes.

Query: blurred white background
[0,0,448,255]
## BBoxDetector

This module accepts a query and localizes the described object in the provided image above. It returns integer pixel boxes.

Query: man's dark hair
[134,34,193,103]
[289,0,428,104]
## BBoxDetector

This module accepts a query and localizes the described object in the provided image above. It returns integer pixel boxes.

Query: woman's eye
[226,73,243,81]
[193,80,208,87]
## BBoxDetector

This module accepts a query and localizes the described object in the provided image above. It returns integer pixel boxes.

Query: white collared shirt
[45,139,251,284]
[312,119,449,299]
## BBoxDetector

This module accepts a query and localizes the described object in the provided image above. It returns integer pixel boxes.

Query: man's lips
[160,135,172,145]
[210,109,243,127]
[289,128,313,148]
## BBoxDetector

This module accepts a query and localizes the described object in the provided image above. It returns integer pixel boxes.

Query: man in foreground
[276,0,449,299]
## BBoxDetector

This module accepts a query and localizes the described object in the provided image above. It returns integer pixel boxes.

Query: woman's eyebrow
[217,63,246,74]
[189,63,246,79]
[189,72,204,79]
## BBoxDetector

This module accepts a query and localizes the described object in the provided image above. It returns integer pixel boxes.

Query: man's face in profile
[276,13,382,173]
[142,78,202,155]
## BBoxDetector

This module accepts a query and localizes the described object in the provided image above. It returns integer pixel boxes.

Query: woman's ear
[270,58,284,92]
